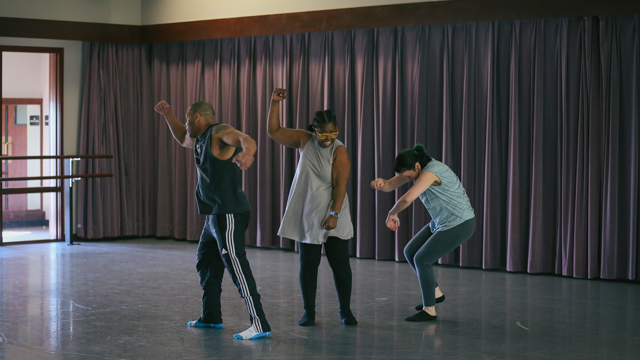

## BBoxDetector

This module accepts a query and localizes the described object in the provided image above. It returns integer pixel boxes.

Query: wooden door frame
[0,46,64,245]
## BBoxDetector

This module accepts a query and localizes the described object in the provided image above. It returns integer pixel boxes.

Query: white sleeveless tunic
[277,135,354,244]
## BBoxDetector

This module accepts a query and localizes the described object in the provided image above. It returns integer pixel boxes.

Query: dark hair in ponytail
[394,144,432,173]
[307,109,337,132]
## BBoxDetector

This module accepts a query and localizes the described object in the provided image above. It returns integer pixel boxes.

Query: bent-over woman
[371,144,475,321]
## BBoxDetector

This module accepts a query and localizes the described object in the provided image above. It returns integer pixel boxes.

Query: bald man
[155,100,271,340]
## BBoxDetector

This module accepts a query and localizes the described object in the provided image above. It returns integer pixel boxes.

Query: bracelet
[329,211,340,218]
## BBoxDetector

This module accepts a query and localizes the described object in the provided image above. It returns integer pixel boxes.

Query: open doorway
[1,47,64,245]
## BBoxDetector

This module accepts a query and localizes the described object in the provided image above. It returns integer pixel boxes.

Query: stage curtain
[77,15,640,280]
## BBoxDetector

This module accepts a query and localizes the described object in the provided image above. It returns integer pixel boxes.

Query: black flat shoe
[340,309,358,326]
[299,310,315,326]
[405,311,437,322]
[415,294,445,310]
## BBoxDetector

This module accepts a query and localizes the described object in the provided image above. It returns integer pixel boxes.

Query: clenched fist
[154,100,172,116]
[371,178,385,190]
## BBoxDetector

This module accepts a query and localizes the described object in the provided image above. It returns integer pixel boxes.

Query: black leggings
[299,237,352,312]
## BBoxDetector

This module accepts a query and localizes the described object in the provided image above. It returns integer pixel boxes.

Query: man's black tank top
[194,124,250,214]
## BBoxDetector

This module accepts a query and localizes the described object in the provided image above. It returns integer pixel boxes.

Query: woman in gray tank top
[371,144,476,322]
[267,88,357,327]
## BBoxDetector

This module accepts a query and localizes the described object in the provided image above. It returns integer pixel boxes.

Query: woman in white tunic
[267,88,357,326]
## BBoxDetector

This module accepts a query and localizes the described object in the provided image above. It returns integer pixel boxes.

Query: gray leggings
[404,218,476,307]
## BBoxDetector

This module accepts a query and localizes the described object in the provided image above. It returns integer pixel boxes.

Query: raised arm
[371,175,408,192]
[322,145,351,231]
[267,88,311,149]
[154,100,195,148]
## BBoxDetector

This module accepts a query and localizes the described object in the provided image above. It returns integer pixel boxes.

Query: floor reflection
[0,239,639,359]
[2,226,51,243]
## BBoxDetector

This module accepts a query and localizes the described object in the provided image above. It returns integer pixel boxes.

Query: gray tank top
[419,159,475,232]
[194,124,250,215]
[277,135,354,244]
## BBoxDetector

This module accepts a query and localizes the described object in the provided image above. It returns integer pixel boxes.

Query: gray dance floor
[1,239,638,359]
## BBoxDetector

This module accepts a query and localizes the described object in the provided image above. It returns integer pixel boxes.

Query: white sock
[233,325,271,340]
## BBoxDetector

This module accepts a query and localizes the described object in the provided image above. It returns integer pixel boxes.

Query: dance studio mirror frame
[0,46,65,245]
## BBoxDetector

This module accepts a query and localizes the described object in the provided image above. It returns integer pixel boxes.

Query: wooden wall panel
[0,17,140,43]
[140,0,640,43]
[1,0,639,43]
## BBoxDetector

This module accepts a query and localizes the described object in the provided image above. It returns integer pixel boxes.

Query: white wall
[2,52,54,215]
[141,0,445,25]
[1,0,444,25]
[0,37,82,156]
[0,0,142,25]
[2,52,48,98]
[25,105,41,209]
[1,52,47,202]
[41,53,52,219]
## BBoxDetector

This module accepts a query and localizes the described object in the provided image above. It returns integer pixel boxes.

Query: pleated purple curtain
[76,43,158,238]
[77,15,640,280]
